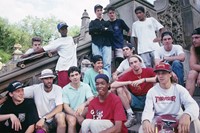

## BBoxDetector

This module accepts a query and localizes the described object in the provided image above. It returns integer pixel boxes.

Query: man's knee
[116,87,125,95]
[187,70,198,80]
[55,112,66,127]
[66,115,77,127]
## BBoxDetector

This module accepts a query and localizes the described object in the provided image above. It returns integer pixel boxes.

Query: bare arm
[76,96,94,115]
[99,121,122,133]
[21,48,45,58]
[190,46,200,71]
[25,124,35,133]
[36,104,63,129]
[164,53,185,62]
[63,103,76,116]
[111,81,131,88]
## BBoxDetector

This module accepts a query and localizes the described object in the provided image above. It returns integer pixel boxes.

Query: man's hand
[142,120,154,133]
[178,113,191,133]
[36,118,45,129]
[131,79,145,87]
[9,114,22,131]
[153,37,161,43]
[172,72,178,83]
[112,73,118,81]
[98,69,103,74]
[75,104,85,116]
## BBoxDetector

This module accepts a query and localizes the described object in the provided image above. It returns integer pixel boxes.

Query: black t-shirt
[0,98,39,133]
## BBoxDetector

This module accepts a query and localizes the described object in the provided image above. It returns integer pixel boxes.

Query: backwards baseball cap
[94,4,103,12]
[39,69,56,79]
[57,22,68,30]
[7,81,24,92]
[192,27,200,35]
[154,62,172,73]
[123,42,135,51]
[95,74,109,83]
[92,55,103,64]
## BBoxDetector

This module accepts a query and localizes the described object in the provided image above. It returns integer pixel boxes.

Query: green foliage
[18,16,60,46]
[68,25,80,37]
[0,16,81,63]
[0,50,12,63]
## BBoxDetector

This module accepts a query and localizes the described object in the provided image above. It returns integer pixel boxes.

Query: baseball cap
[57,22,68,30]
[94,4,103,12]
[192,27,200,35]
[39,69,56,79]
[154,62,172,73]
[95,74,109,83]
[7,81,24,92]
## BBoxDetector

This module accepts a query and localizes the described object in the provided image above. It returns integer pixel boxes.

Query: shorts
[130,93,146,110]
[57,70,70,88]
[44,119,57,133]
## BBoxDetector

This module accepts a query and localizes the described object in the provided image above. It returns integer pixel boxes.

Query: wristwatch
[42,116,47,122]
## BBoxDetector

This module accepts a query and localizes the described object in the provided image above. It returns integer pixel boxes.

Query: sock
[126,108,134,115]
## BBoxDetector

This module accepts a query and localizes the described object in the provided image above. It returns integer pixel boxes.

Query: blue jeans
[171,60,184,86]
[130,93,146,110]
[92,43,111,77]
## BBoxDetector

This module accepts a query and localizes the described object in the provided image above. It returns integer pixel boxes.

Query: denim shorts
[130,93,146,110]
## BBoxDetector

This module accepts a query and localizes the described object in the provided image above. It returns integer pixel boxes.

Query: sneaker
[124,113,137,128]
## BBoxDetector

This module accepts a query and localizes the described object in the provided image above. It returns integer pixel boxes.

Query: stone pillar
[79,10,91,43]
[13,44,23,61]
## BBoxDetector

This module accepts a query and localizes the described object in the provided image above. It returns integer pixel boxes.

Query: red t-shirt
[86,93,128,133]
[118,68,155,96]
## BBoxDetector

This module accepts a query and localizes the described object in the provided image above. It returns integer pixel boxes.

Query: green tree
[68,25,80,37]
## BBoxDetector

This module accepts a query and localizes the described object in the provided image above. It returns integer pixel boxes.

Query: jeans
[92,43,111,77]
[171,60,184,86]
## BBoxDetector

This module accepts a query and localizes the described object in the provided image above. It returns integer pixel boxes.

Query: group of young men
[0,3,200,133]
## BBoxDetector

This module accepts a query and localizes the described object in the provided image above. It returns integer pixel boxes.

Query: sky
[0,0,155,27]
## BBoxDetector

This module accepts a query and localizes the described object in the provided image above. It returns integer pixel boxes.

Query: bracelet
[144,78,146,83]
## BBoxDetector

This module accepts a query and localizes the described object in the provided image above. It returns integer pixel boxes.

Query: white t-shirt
[24,48,34,55]
[154,45,184,60]
[116,55,146,73]
[142,83,199,122]
[43,36,77,71]
[24,83,63,122]
[132,17,164,54]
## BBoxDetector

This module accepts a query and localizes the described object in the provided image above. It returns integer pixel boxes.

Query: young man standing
[83,55,109,96]
[141,63,199,133]
[107,6,130,66]
[82,74,128,133]
[23,22,77,88]
[154,31,185,86]
[89,4,113,77]
[186,27,200,95]
[0,81,39,133]
[132,6,164,67]
[63,66,94,133]
[24,69,66,133]
[111,55,156,127]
